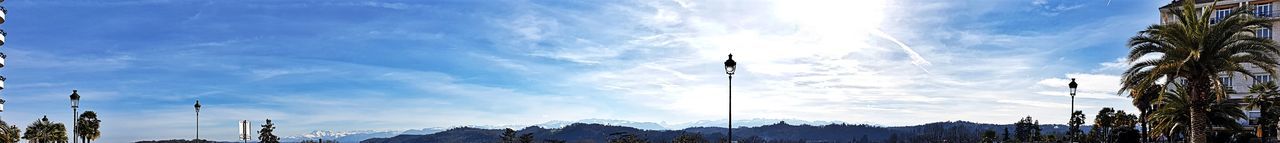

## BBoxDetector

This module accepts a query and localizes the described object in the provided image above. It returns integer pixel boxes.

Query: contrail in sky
[871,29,931,73]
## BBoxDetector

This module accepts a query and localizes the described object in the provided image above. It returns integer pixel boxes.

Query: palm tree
[1244,82,1274,139]
[1247,82,1280,139]
[0,120,19,143]
[1129,86,1160,142]
[75,111,100,143]
[1148,84,1248,141]
[22,116,67,143]
[1121,0,1280,142]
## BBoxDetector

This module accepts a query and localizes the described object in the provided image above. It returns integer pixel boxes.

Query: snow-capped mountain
[282,128,444,143]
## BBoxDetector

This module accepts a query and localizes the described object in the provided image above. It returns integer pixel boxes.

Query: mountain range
[281,118,851,142]
[361,120,1088,143]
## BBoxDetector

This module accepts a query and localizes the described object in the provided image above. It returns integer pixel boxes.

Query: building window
[1222,76,1233,90]
[1259,4,1274,17]
[1215,9,1233,24]
[1260,27,1273,39]
[1257,75,1272,83]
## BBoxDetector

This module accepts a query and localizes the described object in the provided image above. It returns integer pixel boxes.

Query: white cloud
[1029,0,1088,16]
[473,0,1152,125]
[1037,73,1123,93]
[248,68,329,80]
[1096,57,1130,72]
[1033,0,1049,6]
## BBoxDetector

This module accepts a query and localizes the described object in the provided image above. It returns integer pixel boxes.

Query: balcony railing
[1255,10,1280,18]
[1207,11,1280,24]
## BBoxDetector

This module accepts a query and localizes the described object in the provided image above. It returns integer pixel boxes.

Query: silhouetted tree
[0,119,18,143]
[1130,85,1160,142]
[258,119,279,143]
[75,111,100,143]
[1114,110,1140,142]
[980,129,996,143]
[740,136,765,143]
[1014,116,1039,141]
[607,132,646,143]
[1092,107,1115,142]
[22,116,66,143]
[1069,110,1086,141]
[1248,82,1280,139]
[673,133,707,143]
[519,133,534,143]
[500,128,518,143]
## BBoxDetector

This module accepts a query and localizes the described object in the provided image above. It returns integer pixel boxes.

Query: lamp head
[724,54,737,75]
[1068,78,1078,95]
[70,90,80,108]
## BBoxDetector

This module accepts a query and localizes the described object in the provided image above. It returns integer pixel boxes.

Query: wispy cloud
[0,0,1169,142]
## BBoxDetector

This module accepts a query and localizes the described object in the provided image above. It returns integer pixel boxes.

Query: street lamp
[69,90,79,143]
[1,98,7,120]
[1068,78,1078,141]
[723,54,736,142]
[194,99,201,141]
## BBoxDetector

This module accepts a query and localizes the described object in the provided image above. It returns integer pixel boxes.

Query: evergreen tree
[1015,116,1037,141]
[607,132,645,143]
[518,133,534,143]
[258,119,279,143]
[500,128,517,143]
[673,133,707,143]
[1033,120,1042,141]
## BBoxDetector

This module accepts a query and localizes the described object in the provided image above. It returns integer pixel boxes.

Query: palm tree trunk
[1189,102,1210,143]
[1263,106,1270,140]
[1189,80,1211,143]
[1140,111,1148,142]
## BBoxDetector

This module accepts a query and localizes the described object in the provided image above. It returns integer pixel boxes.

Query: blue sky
[4,0,1165,142]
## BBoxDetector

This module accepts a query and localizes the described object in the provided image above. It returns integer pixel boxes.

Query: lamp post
[0,98,6,120]
[195,100,201,141]
[1068,78,1078,142]
[69,90,79,143]
[723,54,736,142]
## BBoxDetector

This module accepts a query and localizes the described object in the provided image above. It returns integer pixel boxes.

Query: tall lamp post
[723,54,736,142]
[1068,78,1078,142]
[69,90,79,143]
[195,100,201,141]
[0,98,6,120]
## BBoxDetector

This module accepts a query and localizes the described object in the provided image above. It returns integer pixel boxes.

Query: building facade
[1158,0,1280,133]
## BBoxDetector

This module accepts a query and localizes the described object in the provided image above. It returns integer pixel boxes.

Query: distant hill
[362,120,1091,143]
[282,118,843,142]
